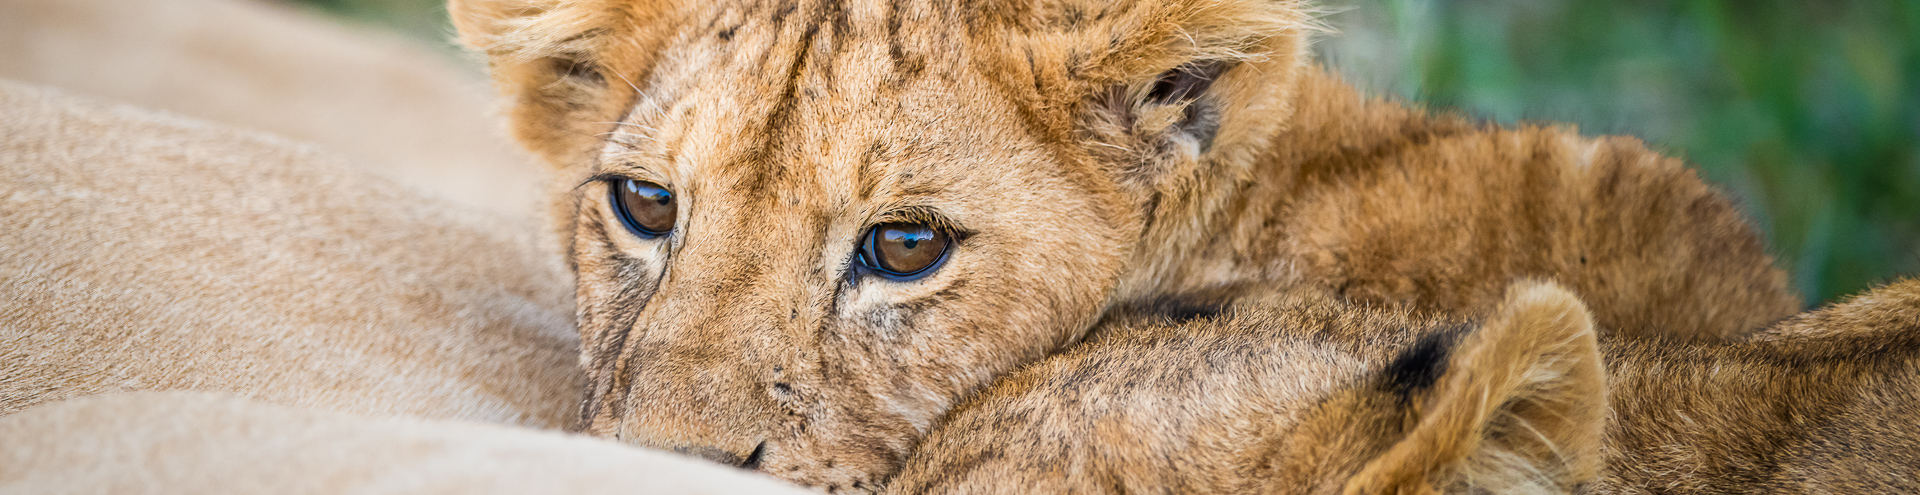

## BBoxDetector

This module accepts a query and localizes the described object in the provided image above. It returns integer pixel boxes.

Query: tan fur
[0,392,814,494]
[1343,284,1605,495]
[890,282,1605,494]
[0,81,579,428]
[1594,278,1920,494]
[893,279,1920,494]
[450,0,1798,488]
[0,0,544,214]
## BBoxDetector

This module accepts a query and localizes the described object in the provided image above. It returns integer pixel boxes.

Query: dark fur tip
[1382,324,1467,402]
[1145,61,1231,105]
[1144,61,1232,153]
[1122,290,1238,324]
[551,56,605,85]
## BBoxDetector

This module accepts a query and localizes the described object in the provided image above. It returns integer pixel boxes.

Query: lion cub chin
[893,279,1920,494]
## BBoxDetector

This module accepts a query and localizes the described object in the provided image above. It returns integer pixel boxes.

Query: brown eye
[859,222,950,279]
[609,179,675,237]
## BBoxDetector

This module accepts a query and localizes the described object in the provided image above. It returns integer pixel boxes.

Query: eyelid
[870,206,966,237]
[577,172,628,190]
[577,171,671,191]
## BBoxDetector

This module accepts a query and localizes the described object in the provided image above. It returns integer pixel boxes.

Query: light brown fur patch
[0,0,546,214]
[0,392,813,494]
[0,81,580,428]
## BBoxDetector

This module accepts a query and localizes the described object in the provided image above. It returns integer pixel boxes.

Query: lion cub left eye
[858,223,950,279]
[608,179,676,238]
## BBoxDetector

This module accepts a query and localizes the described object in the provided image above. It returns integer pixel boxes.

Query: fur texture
[0,0,544,214]
[891,282,1605,494]
[451,0,1799,489]
[1595,278,1920,494]
[0,81,579,428]
[0,392,813,494]
[894,279,1920,494]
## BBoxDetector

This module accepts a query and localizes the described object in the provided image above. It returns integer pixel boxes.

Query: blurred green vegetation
[1318,0,1920,305]
[289,0,1920,305]
[278,0,454,46]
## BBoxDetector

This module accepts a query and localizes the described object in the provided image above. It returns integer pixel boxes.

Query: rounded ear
[971,0,1322,195]
[1344,281,1608,495]
[447,0,677,171]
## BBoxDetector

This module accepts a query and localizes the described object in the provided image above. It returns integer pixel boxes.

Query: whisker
[597,130,662,143]
[592,121,663,133]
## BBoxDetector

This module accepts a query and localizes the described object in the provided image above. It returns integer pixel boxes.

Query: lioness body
[893,280,1920,494]
[452,0,1797,487]
[0,81,579,427]
[0,392,813,495]
[0,0,544,213]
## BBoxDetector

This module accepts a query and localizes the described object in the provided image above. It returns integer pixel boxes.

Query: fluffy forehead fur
[453,0,1314,166]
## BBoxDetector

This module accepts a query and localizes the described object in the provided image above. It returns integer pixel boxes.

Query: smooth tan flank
[0,81,579,428]
[0,392,815,495]
[0,0,544,214]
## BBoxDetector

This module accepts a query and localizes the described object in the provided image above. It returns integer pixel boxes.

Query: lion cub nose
[673,441,768,470]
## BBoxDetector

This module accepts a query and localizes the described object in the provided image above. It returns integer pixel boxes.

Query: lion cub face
[453,0,1312,488]
[567,39,1132,487]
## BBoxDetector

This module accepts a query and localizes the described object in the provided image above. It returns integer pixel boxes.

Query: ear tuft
[973,0,1324,197]
[447,0,680,170]
[1144,61,1230,106]
[1344,281,1607,495]
[449,0,620,64]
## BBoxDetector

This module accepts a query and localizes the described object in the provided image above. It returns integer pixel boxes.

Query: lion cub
[450,0,1798,488]
[891,279,1920,494]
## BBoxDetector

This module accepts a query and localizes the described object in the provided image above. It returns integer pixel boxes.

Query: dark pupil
[873,224,945,274]
[887,228,930,250]
[614,179,675,235]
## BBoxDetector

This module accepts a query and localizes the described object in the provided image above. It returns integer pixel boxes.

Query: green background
[285,0,1920,306]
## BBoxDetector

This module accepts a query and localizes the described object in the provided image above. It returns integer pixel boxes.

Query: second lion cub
[892,280,1920,494]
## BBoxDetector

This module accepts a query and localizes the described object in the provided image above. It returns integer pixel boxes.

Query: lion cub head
[452,0,1315,488]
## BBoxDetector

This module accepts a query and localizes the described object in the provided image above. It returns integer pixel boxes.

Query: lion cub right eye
[608,179,676,238]
[857,223,950,280]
